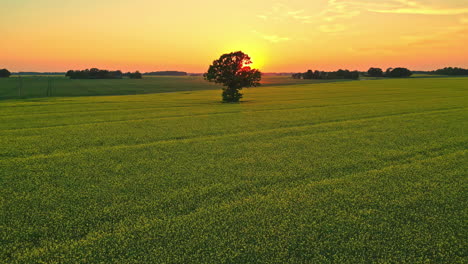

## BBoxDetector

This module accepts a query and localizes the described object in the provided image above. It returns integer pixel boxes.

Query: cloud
[323,0,468,16]
[262,35,290,43]
[318,0,361,33]
[367,0,468,15]
[287,10,304,16]
[370,7,468,15]
[252,30,290,43]
[293,15,313,23]
[319,24,347,33]
[257,4,313,23]
[319,0,362,24]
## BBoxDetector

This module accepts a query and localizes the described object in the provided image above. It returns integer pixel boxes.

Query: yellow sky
[1,0,467,72]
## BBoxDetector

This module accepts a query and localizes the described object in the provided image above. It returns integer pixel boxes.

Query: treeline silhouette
[367,67,413,78]
[65,68,142,79]
[432,67,468,76]
[143,71,187,76]
[126,71,142,79]
[292,69,360,80]
[0,69,11,78]
[14,72,65,76]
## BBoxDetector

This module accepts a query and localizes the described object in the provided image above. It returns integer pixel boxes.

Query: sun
[244,53,264,70]
[220,43,267,70]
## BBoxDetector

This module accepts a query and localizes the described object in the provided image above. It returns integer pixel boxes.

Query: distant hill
[143,71,187,76]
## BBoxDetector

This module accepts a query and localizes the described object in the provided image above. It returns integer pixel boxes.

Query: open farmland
[0,75,342,100]
[1,77,467,263]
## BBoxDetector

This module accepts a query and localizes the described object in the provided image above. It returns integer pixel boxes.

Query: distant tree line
[66,68,123,79]
[65,68,143,79]
[367,67,413,78]
[125,71,142,79]
[292,69,360,80]
[0,69,11,78]
[431,67,468,76]
[143,71,187,76]
[14,72,65,76]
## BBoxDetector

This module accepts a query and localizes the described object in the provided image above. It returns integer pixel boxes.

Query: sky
[1,0,468,72]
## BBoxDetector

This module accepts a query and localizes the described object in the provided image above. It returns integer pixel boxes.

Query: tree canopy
[368,68,384,77]
[292,69,360,80]
[386,67,412,78]
[432,67,468,76]
[66,68,123,79]
[126,71,143,79]
[0,69,11,78]
[143,71,187,76]
[204,51,261,102]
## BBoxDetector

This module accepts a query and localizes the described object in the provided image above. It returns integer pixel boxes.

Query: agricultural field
[1,77,467,263]
[0,75,341,100]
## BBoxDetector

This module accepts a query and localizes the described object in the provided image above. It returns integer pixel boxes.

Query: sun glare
[245,54,264,70]
[220,42,267,70]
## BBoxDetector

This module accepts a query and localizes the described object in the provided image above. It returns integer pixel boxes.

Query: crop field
[1,77,467,263]
[0,75,340,100]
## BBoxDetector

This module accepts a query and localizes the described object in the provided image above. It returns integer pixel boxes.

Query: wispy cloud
[322,0,468,16]
[257,3,313,23]
[321,0,362,22]
[319,24,347,33]
[287,10,304,16]
[262,35,290,43]
[252,30,290,43]
[370,7,468,15]
[368,0,468,15]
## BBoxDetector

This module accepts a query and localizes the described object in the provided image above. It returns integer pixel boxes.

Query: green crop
[1,77,467,263]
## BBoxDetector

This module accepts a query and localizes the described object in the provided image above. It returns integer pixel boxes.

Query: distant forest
[431,67,468,76]
[292,69,360,80]
[65,68,142,79]
[13,72,66,75]
[1,67,467,79]
[143,71,187,76]
[292,67,415,80]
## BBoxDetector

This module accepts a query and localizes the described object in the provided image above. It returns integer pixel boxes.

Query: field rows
[1,77,467,263]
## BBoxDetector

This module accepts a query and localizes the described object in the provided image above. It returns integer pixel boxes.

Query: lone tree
[204,51,261,102]
[0,69,11,78]
[386,67,412,78]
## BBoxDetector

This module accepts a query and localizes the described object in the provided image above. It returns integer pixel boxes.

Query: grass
[0,77,467,263]
[0,75,342,100]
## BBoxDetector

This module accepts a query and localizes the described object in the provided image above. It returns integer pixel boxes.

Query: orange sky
[1,0,467,72]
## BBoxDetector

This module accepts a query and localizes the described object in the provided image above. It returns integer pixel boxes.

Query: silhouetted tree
[292,73,302,79]
[127,71,142,79]
[66,68,123,79]
[314,70,321,79]
[204,51,262,102]
[433,67,468,76]
[303,70,314,79]
[65,70,74,78]
[368,68,383,77]
[0,69,11,78]
[144,71,187,76]
[386,67,412,78]
[293,69,359,80]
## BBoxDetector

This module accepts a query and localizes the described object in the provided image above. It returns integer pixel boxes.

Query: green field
[0,76,343,100]
[1,77,467,263]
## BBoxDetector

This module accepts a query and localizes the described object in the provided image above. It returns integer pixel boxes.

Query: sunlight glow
[1,0,467,72]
